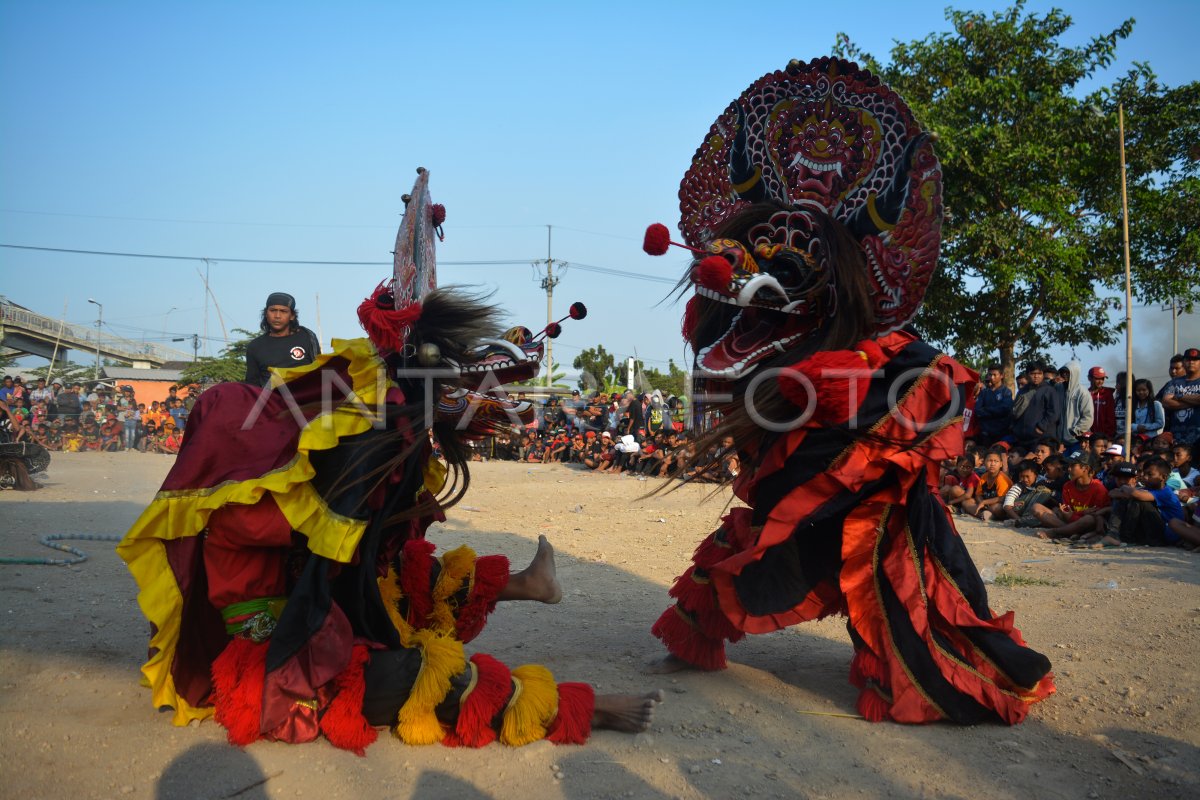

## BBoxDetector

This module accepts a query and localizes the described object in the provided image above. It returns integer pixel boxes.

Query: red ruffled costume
[653,332,1055,723]
[119,339,595,752]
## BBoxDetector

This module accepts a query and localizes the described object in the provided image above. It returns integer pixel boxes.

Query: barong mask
[645,57,942,380]
[359,168,587,437]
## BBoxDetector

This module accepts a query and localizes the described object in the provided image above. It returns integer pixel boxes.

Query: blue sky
[2,1,1196,384]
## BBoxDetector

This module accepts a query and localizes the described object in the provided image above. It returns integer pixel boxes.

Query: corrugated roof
[102,366,187,381]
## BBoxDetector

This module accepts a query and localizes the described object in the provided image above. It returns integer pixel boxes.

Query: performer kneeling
[118,169,660,751]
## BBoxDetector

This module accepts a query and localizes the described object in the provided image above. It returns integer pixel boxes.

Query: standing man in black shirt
[243,292,321,385]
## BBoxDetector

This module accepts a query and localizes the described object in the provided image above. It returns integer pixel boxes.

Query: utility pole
[1118,103,1134,459]
[87,297,103,381]
[541,225,560,388]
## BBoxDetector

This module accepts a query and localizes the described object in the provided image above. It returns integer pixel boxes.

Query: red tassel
[848,647,885,689]
[650,607,727,670]
[456,555,510,643]
[856,686,892,722]
[693,256,733,292]
[319,644,377,755]
[399,539,437,628]
[546,683,595,745]
[445,654,511,747]
[211,637,268,746]
[690,531,730,569]
[357,281,423,354]
[666,568,718,613]
[643,223,671,255]
[429,203,446,227]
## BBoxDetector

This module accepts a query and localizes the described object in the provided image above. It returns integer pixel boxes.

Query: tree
[179,329,256,385]
[25,360,93,385]
[572,345,619,392]
[640,358,689,398]
[837,3,1200,383]
[513,360,569,389]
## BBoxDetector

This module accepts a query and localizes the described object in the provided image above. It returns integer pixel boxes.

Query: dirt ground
[2,453,1198,800]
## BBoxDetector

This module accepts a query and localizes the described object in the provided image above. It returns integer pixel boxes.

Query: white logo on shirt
[289,347,306,360]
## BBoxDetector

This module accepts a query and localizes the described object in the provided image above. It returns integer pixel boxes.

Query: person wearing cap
[1087,366,1116,439]
[243,292,321,386]
[1161,347,1200,447]
[1108,457,1188,547]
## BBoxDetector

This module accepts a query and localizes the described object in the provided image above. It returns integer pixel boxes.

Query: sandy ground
[2,453,1199,800]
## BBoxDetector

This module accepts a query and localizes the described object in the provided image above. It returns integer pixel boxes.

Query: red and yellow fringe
[500,665,560,746]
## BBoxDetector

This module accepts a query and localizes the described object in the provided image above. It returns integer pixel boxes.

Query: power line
[561,261,678,285]
[0,208,390,229]
[0,243,682,284]
[0,243,530,267]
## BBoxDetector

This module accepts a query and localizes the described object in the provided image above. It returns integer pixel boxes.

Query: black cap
[1067,452,1098,471]
[1112,463,1138,478]
[1183,347,1200,359]
[266,292,296,310]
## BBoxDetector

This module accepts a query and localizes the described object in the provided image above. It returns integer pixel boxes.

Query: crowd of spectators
[944,348,1200,551]
[0,375,195,455]
[475,388,737,483]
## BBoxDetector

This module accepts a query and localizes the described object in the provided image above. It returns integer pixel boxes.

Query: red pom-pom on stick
[568,301,587,320]
[543,322,562,339]
[693,256,733,292]
[643,223,672,256]
[429,204,446,227]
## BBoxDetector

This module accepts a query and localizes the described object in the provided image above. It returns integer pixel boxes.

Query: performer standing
[243,291,322,385]
[644,58,1054,724]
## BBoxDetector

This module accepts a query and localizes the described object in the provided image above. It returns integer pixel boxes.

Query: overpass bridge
[1,296,192,368]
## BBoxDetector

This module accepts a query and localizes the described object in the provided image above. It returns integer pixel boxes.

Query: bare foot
[592,690,664,733]
[500,534,562,604]
[643,654,697,675]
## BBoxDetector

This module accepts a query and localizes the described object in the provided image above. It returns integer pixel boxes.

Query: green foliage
[179,329,256,385]
[640,358,689,398]
[837,2,1200,381]
[514,360,570,389]
[572,345,620,391]
[25,360,93,385]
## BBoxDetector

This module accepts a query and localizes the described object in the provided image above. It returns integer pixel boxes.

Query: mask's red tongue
[698,310,776,373]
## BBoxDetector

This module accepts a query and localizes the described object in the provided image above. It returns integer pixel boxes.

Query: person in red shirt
[1029,453,1110,539]
[1088,366,1117,440]
[939,456,981,513]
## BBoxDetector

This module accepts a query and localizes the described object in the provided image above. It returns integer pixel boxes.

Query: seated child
[939,456,980,513]
[1168,443,1197,490]
[1106,457,1189,547]
[82,421,102,451]
[962,449,1012,520]
[997,460,1049,525]
[1028,453,1110,540]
